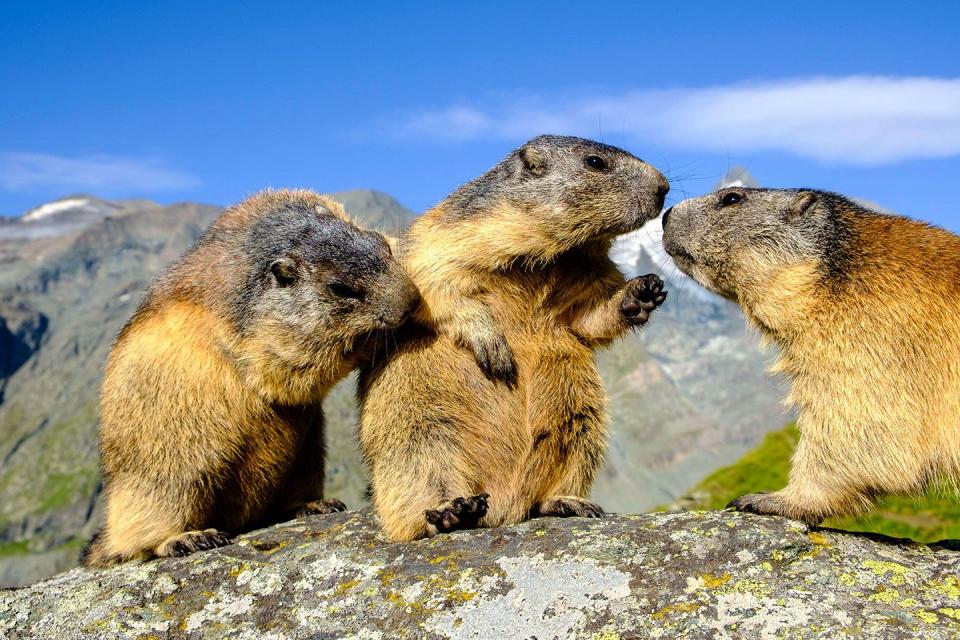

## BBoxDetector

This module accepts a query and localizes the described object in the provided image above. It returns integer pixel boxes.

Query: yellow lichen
[838,573,856,587]
[760,562,773,572]
[728,579,773,598]
[701,572,732,589]
[898,598,920,608]
[335,579,360,596]
[428,553,461,567]
[650,601,702,620]
[807,532,831,546]
[868,588,900,604]
[445,589,477,603]
[863,560,911,586]
[378,569,399,586]
[915,611,939,624]
[937,607,960,620]
[930,576,960,599]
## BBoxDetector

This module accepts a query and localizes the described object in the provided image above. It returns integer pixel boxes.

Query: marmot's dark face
[662,188,837,299]
[237,202,419,362]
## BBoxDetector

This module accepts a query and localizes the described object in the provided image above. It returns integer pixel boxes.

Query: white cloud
[387,76,960,165]
[0,152,199,192]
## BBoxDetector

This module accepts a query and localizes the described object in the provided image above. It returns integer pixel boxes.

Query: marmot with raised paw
[360,135,669,540]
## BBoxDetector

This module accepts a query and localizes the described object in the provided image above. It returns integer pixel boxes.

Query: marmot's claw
[727,492,779,515]
[425,493,489,534]
[728,492,823,526]
[298,498,347,517]
[621,274,668,325]
[161,528,232,557]
[470,335,517,386]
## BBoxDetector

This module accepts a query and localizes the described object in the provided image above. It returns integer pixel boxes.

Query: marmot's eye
[329,281,364,300]
[720,192,743,207]
[584,155,608,171]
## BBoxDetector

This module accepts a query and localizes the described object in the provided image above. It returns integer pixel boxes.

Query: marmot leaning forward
[663,187,960,525]
[360,135,669,540]
[83,189,419,567]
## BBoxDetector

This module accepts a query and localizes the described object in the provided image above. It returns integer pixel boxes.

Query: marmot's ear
[788,191,817,218]
[269,257,299,287]
[519,146,547,177]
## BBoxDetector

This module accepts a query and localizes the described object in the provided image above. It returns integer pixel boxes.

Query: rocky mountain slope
[0,175,788,587]
[5,509,960,639]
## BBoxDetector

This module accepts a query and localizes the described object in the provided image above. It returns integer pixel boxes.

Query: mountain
[0,176,789,587]
[671,423,960,543]
[713,165,759,189]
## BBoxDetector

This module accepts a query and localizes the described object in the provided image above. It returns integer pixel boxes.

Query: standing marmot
[663,187,960,525]
[83,189,419,567]
[359,135,669,540]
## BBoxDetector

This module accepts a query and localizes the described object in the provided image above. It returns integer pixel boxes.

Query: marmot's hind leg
[536,496,604,519]
[295,498,347,517]
[425,494,489,535]
[155,529,232,558]
[80,529,133,569]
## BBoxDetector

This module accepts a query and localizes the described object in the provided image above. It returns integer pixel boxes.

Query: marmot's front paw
[621,274,667,326]
[469,333,517,386]
[425,493,489,534]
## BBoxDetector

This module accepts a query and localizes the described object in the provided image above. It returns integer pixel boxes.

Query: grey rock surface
[3,509,960,639]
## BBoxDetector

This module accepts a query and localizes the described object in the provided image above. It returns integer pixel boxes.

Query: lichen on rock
[2,509,960,639]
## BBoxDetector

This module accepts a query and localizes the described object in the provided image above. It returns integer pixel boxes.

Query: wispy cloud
[384,76,960,165]
[0,152,200,192]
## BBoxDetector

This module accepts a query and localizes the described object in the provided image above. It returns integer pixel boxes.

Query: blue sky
[1,2,958,230]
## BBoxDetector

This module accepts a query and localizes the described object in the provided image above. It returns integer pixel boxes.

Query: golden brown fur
[359,135,669,540]
[663,187,960,524]
[84,189,418,567]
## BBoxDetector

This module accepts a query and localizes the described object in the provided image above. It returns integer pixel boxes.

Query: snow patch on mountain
[21,198,92,222]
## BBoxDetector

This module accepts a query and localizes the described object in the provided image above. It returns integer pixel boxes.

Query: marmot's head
[207,190,419,378]
[446,135,669,256]
[662,188,853,301]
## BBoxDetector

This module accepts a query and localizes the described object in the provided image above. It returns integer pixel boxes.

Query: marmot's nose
[662,206,673,228]
[655,185,669,211]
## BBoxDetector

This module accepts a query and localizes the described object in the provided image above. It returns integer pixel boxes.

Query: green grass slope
[674,424,960,542]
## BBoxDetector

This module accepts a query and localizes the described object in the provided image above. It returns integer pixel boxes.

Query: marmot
[359,135,669,540]
[83,189,419,567]
[662,187,960,525]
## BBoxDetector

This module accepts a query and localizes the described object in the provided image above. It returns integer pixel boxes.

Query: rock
[3,510,960,639]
